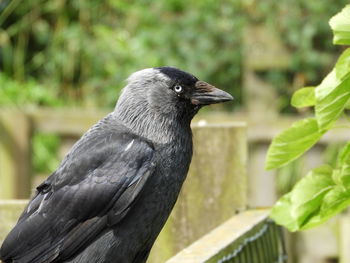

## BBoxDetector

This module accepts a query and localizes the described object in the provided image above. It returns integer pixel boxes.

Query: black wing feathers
[0,121,155,263]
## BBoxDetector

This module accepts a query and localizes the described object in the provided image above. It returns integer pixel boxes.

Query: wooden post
[148,123,247,263]
[0,110,32,199]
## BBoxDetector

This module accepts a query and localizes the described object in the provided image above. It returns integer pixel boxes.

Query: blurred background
[0,0,349,262]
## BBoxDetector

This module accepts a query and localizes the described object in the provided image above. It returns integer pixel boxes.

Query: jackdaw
[0,66,233,263]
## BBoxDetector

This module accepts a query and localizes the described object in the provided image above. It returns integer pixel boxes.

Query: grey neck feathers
[113,90,191,145]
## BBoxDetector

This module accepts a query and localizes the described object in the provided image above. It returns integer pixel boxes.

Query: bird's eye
[173,85,183,93]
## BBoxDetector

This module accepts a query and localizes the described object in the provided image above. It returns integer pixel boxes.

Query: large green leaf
[298,186,350,230]
[315,70,339,102]
[315,70,350,130]
[291,87,315,108]
[265,118,324,170]
[320,186,350,218]
[346,100,350,109]
[289,166,333,206]
[300,185,350,229]
[289,166,334,227]
[271,165,336,231]
[271,160,350,231]
[336,142,350,187]
[270,193,298,231]
[329,5,350,45]
[339,141,350,165]
[336,48,350,80]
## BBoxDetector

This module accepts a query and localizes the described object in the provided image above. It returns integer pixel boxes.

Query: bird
[0,66,233,263]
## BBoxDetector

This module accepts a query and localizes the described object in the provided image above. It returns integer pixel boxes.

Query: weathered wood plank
[27,107,106,136]
[23,108,350,143]
[195,112,350,143]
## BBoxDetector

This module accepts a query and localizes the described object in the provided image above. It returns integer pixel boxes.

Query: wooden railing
[1,107,349,200]
[166,209,287,263]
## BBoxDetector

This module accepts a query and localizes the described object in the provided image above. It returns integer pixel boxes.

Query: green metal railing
[167,210,287,263]
[216,219,287,263]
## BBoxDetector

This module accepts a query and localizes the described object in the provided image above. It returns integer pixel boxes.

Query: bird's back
[0,114,157,262]
[0,113,192,263]
[66,116,194,263]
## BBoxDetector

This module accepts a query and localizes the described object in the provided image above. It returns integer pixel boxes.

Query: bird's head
[116,67,232,118]
[114,67,233,141]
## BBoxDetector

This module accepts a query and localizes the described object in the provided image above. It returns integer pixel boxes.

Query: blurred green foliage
[0,0,348,175]
[32,133,60,174]
[0,0,243,108]
[0,0,348,110]
[245,0,348,113]
[0,73,63,106]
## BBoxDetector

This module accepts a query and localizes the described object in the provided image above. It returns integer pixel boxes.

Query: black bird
[0,67,233,263]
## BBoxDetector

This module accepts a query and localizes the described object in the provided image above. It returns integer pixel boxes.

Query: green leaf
[300,152,350,229]
[340,165,350,187]
[335,48,350,80]
[299,186,350,230]
[291,87,315,108]
[270,193,298,232]
[339,142,350,165]
[336,142,350,187]
[346,100,350,109]
[329,5,350,45]
[270,165,335,231]
[272,161,350,232]
[265,118,324,170]
[290,166,334,228]
[315,70,350,130]
[315,70,339,102]
[290,166,333,206]
[320,186,350,218]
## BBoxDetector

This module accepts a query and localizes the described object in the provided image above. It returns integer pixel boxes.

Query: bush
[0,0,243,108]
[0,0,348,110]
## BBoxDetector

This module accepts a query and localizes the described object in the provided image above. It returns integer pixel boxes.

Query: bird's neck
[113,106,192,145]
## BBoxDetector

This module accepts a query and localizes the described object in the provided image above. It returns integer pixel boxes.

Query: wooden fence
[1,108,350,262]
[2,108,350,199]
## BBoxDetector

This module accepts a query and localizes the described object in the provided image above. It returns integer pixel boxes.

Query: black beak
[190,81,233,105]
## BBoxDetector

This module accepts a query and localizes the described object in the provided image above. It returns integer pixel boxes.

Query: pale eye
[174,85,183,93]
